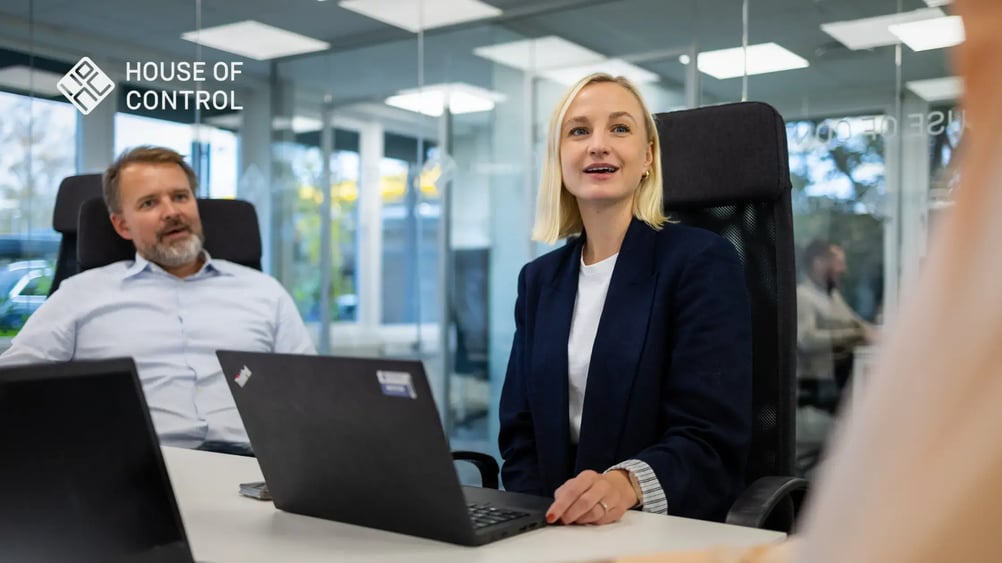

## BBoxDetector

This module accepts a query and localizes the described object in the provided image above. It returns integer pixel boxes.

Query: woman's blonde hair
[532,72,666,244]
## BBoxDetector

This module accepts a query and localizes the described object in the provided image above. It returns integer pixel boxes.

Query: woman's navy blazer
[499,218,753,521]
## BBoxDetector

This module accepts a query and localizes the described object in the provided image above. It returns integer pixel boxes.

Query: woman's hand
[546,469,638,525]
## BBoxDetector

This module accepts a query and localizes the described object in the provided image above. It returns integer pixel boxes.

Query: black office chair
[50,174,104,294]
[76,197,263,271]
[656,101,807,532]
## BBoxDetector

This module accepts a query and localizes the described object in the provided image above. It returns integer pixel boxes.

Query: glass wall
[0,78,74,335]
[0,0,964,469]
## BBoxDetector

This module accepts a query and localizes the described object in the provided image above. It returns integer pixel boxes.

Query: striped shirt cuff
[606,459,668,515]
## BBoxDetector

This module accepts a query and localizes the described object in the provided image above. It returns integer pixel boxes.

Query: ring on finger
[598,500,610,515]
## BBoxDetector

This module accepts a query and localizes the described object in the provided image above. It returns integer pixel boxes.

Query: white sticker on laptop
[377,370,417,399]
[234,365,253,388]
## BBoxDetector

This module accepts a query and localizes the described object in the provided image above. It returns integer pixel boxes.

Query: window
[0,92,75,236]
[114,113,239,199]
[277,140,359,323]
[379,153,441,325]
[788,117,886,322]
[0,261,54,333]
[115,113,193,157]
[0,91,73,336]
[929,105,965,200]
[21,274,50,297]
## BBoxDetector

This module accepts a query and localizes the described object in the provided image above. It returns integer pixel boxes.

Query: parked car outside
[0,260,54,331]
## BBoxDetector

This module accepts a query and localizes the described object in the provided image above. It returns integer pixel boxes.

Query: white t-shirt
[567,252,618,443]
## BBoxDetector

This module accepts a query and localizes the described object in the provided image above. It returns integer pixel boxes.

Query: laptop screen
[0,359,193,563]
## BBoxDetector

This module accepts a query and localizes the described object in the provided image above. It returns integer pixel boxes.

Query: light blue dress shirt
[0,252,316,448]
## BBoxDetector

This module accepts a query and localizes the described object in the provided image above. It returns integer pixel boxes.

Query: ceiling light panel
[181,21,329,60]
[385,83,504,117]
[889,15,965,51]
[821,8,945,50]
[474,36,657,84]
[473,36,604,72]
[540,59,659,85]
[906,76,963,102]
[339,0,501,33]
[693,43,808,80]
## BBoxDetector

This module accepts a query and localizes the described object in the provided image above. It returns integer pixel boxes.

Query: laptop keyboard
[467,503,529,529]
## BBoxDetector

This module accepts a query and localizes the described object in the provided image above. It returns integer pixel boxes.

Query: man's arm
[0,286,77,365]
[796,287,866,351]
[833,290,879,344]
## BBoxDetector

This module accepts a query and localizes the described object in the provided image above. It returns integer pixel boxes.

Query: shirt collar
[121,250,236,280]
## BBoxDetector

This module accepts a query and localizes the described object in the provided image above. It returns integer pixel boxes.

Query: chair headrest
[77,197,263,271]
[52,174,104,233]
[656,101,791,209]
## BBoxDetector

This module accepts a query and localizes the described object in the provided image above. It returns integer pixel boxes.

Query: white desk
[163,447,784,563]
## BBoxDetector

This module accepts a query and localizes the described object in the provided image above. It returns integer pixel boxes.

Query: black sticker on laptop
[377,370,417,399]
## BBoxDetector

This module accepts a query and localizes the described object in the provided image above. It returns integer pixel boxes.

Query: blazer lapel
[576,219,658,471]
[530,239,581,490]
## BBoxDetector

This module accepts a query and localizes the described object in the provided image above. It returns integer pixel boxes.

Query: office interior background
[0,0,961,465]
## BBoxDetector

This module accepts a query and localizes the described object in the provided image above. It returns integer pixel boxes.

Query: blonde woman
[498,73,753,526]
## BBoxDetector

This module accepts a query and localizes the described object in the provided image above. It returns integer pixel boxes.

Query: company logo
[57,57,115,115]
[124,61,244,111]
[234,365,253,388]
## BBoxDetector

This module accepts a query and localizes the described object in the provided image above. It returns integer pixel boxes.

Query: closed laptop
[0,358,195,563]
[217,350,550,546]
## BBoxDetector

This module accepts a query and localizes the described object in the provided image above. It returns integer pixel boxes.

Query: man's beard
[142,223,205,268]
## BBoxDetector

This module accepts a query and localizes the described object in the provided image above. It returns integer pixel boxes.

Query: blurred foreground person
[615,0,1002,560]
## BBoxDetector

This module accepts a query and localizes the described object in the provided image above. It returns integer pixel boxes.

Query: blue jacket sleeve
[498,265,543,494]
[633,237,753,519]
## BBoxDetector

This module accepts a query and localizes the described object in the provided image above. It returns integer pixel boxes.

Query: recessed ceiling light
[181,20,329,60]
[821,8,945,50]
[0,65,64,97]
[906,76,963,102]
[474,36,658,84]
[385,83,504,117]
[889,15,965,51]
[473,36,604,72]
[540,58,659,85]
[685,43,808,80]
[339,0,501,33]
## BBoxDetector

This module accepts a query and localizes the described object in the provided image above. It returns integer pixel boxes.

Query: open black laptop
[216,350,550,546]
[0,358,195,563]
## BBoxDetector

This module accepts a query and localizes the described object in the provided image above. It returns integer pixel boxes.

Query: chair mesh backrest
[77,197,263,271]
[656,102,797,481]
[50,174,104,295]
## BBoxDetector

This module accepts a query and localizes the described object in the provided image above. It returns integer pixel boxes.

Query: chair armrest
[451,450,499,489]
[726,475,809,532]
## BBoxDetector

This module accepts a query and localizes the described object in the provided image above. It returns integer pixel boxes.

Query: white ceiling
[0,0,956,123]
